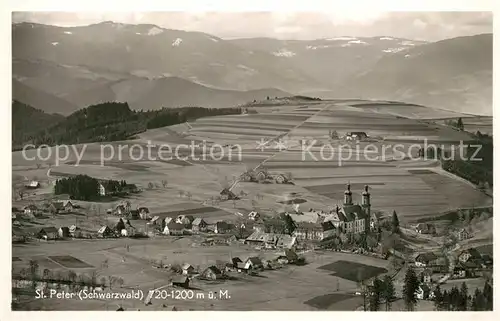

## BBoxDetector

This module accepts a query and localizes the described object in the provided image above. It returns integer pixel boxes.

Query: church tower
[362,185,371,216]
[344,183,353,206]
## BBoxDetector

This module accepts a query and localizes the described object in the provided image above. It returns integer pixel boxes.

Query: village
[12,177,493,311]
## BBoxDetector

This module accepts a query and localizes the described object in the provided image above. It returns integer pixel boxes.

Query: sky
[11,11,493,41]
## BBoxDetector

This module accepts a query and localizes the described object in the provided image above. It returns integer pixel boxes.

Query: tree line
[14,101,242,148]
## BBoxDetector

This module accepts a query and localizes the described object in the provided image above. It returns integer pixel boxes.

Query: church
[325,183,371,234]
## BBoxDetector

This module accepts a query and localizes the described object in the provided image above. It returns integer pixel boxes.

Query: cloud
[11,11,492,41]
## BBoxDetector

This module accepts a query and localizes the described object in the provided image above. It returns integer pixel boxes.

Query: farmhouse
[231,257,243,268]
[138,207,150,219]
[192,218,208,233]
[182,263,195,275]
[236,262,249,273]
[58,227,70,238]
[416,284,432,300]
[220,188,238,201]
[214,221,231,234]
[98,183,107,196]
[245,257,264,270]
[97,226,114,238]
[114,205,126,215]
[171,276,190,288]
[25,180,40,189]
[176,215,195,225]
[69,225,79,237]
[414,252,438,267]
[201,266,223,280]
[37,227,58,240]
[23,204,40,216]
[163,221,185,236]
[453,261,479,279]
[458,248,483,264]
[345,132,368,141]
[415,223,436,235]
[248,211,260,221]
[457,228,472,241]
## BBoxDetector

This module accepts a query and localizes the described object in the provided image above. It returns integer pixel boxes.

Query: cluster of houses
[409,246,493,300]
[397,246,494,300]
[169,250,300,289]
[14,200,75,218]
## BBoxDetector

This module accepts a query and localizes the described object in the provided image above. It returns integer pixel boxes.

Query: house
[38,227,58,240]
[171,276,190,288]
[244,257,263,270]
[214,221,231,234]
[192,218,208,233]
[475,245,493,267]
[138,207,150,219]
[457,228,472,241]
[421,269,433,284]
[176,215,195,225]
[97,226,114,238]
[248,211,260,221]
[458,248,483,264]
[416,284,432,300]
[201,266,223,280]
[164,217,174,227]
[220,188,238,201]
[114,205,126,216]
[25,180,40,189]
[415,223,436,235]
[163,221,185,236]
[69,225,79,237]
[48,202,65,214]
[345,132,368,141]
[370,212,383,231]
[231,257,243,268]
[414,252,438,267]
[453,263,467,279]
[431,257,449,273]
[23,204,40,216]
[276,235,297,249]
[149,216,160,225]
[182,263,195,275]
[293,220,336,241]
[129,210,139,220]
[236,262,249,273]
[98,183,107,196]
[58,227,70,238]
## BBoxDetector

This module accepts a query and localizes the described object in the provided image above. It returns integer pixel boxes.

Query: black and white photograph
[7,5,494,313]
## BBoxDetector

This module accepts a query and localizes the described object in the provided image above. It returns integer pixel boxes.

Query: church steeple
[344,183,353,206]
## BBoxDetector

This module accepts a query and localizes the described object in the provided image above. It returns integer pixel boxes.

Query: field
[47,256,94,269]
[11,99,492,310]
[318,260,388,282]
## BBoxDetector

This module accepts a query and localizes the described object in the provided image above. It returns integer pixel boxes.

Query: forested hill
[12,100,65,149]
[12,101,241,149]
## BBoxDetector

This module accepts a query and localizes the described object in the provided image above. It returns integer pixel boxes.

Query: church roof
[339,204,367,221]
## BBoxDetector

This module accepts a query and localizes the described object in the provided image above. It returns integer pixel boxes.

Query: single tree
[148,182,154,189]
[433,285,444,310]
[483,281,493,310]
[456,117,464,131]
[402,266,420,311]
[458,282,469,311]
[161,179,168,188]
[381,275,395,311]
[391,210,400,233]
[369,277,383,311]
[471,288,486,311]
